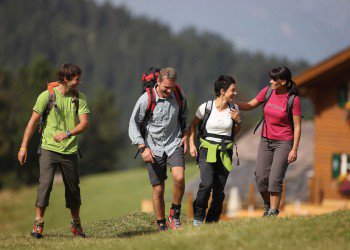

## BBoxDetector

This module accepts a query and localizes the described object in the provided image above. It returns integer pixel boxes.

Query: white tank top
[196,100,239,143]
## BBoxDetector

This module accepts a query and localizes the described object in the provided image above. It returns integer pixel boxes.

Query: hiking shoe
[168,209,181,230]
[263,203,271,217]
[268,209,280,217]
[157,220,168,231]
[71,219,86,238]
[31,218,44,239]
[193,219,203,227]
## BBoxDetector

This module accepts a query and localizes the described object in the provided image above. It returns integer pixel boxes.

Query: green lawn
[1,210,349,249]
[0,163,199,234]
[1,165,350,249]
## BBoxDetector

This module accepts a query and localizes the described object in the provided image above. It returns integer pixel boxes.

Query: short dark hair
[214,75,236,97]
[59,63,81,81]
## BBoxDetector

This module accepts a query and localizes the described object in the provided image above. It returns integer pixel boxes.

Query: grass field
[0,163,198,234]
[1,165,350,249]
[1,210,349,249]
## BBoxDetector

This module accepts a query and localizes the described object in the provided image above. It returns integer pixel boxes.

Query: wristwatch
[66,130,72,138]
[139,146,147,153]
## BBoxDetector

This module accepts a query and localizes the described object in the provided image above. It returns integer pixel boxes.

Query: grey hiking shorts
[146,146,185,186]
[255,137,293,193]
[35,149,81,209]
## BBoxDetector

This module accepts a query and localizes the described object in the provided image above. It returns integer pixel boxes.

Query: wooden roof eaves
[294,46,350,87]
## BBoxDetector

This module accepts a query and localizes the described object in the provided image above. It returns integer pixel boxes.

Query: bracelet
[20,147,27,150]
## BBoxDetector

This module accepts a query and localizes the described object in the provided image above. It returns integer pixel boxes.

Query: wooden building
[295,47,350,201]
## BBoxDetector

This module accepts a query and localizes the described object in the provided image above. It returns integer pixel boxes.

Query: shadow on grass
[39,212,191,239]
[96,228,159,239]
[42,228,159,239]
[46,228,158,239]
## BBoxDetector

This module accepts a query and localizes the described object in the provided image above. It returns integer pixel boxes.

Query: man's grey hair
[158,67,177,82]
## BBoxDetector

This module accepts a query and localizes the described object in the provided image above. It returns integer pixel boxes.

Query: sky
[96,0,350,64]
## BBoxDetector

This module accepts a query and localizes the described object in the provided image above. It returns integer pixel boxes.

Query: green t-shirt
[33,87,90,154]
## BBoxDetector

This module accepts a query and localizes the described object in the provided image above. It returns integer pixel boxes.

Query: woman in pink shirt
[237,66,302,216]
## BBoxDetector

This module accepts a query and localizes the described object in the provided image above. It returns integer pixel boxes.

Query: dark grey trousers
[193,147,231,222]
[255,137,293,193]
[35,149,81,209]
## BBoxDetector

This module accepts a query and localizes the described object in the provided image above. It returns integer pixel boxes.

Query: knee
[38,179,54,191]
[255,174,268,191]
[153,185,164,198]
[268,179,283,193]
[212,185,225,196]
[199,180,213,191]
[212,191,225,203]
[173,173,184,184]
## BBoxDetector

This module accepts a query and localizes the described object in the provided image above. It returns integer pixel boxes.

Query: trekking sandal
[71,218,86,238]
[31,218,44,239]
[168,209,181,230]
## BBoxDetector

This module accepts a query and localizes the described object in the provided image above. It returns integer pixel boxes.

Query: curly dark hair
[214,75,236,97]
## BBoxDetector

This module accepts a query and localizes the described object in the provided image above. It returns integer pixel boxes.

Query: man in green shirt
[18,63,90,238]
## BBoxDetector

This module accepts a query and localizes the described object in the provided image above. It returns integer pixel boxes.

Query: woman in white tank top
[189,75,242,225]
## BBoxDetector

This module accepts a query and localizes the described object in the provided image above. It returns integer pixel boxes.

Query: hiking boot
[193,219,203,227]
[157,219,168,231]
[168,208,181,230]
[31,218,44,239]
[71,218,86,238]
[263,203,271,217]
[268,209,279,217]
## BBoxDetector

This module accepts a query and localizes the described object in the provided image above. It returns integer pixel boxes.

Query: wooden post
[141,199,154,213]
[280,181,287,210]
[186,192,194,218]
[309,175,315,203]
[249,183,255,208]
[314,177,323,204]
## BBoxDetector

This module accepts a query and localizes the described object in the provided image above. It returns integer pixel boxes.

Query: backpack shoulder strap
[47,81,60,110]
[254,87,273,134]
[72,89,79,116]
[145,87,157,113]
[38,82,59,142]
[174,84,184,110]
[174,84,187,131]
[286,94,296,125]
[204,100,213,119]
[139,87,157,139]
[228,102,235,110]
[263,86,273,107]
[198,100,213,135]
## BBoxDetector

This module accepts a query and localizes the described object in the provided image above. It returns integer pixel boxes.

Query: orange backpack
[37,82,79,155]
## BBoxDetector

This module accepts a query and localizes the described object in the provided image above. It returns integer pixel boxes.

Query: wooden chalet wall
[298,58,350,200]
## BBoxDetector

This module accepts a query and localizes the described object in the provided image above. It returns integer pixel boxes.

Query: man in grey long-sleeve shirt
[129,67,188,231]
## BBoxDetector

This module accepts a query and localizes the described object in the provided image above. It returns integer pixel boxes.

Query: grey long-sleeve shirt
[128,87,188,157]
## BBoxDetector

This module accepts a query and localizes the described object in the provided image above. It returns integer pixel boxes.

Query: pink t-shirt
[256,86,301,140]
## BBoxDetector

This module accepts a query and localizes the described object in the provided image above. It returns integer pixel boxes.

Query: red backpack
[139,67,186,139]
